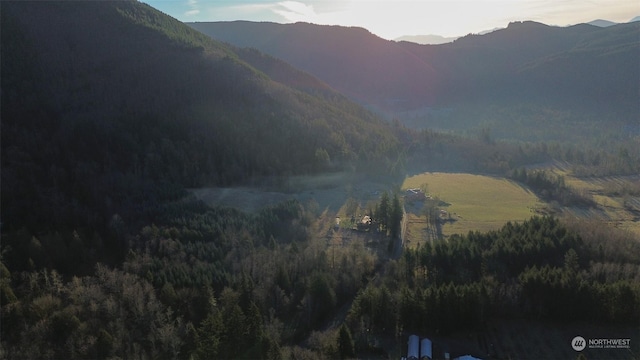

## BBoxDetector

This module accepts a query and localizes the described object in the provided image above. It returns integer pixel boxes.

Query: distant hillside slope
[405,21,640,109]
[1,1,402,234]
[511,21,640,110]
[189,21,442,110]
[189,20,639,117]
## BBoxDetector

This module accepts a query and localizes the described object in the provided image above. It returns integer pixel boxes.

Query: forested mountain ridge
[189,20,639,116]
[1,1,402,243]
[1,2,406,356]
[189,21,442,109]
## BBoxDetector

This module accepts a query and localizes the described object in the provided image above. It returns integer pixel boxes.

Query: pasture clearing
[190,172,389,214]
[562,175,640,237]
[402,172,543,242]
[521,161,640,237]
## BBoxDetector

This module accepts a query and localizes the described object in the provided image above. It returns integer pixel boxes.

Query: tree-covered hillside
[190,20,639,132]
[189,21,442,109]
[1,0,404,265]
[0,2,403,357]
[192,20,638,114]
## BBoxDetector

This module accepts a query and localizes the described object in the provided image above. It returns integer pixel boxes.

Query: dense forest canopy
[1,1,639,359]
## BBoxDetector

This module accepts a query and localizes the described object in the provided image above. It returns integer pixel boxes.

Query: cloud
[184,0,200,17]
[273,1,318,22]
[205,2,285,22]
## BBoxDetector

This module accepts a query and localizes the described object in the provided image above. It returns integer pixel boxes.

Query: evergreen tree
[389,193,403,239]
[378,192,390,232]
[338,324,355,359]
[196,309,223,359]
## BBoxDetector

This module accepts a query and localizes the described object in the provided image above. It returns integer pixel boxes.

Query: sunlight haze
[145,0,639,38]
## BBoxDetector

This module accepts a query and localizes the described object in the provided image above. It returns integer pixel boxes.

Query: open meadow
[402,172,543,245]
[190,172,391,216]
[530,163,640,237]
[562,175,640,237]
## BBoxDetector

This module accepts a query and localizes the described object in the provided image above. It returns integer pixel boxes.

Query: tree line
[1,198,379,359]
[346,216,640,344]
[510,168,595,207]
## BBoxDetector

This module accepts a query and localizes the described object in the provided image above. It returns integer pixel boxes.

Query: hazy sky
[144,0,639,38]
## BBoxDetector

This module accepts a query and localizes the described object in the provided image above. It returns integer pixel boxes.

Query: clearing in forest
[561,175,640,237]
[402,172,542,241]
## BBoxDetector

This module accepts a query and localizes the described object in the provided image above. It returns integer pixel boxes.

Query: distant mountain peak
[394,34,458,45]
[588,19,617,27]
[506,20,549,29]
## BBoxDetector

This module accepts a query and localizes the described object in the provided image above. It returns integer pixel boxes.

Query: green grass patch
[403,172,542,236]
[562,175,640,237]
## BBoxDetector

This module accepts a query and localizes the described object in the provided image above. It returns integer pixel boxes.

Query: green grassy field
[403,172,543,239]
[562,175,640,237]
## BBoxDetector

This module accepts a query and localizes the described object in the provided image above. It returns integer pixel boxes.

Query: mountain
[403,21,639,103]
[587,19,618,27]
[510,22,640,105]
[0,2,415,357]
[393,27,503,44]
[188,21,442,110]
[188,20,639,118]
[394,34,458,45]
[1,0,403,267]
